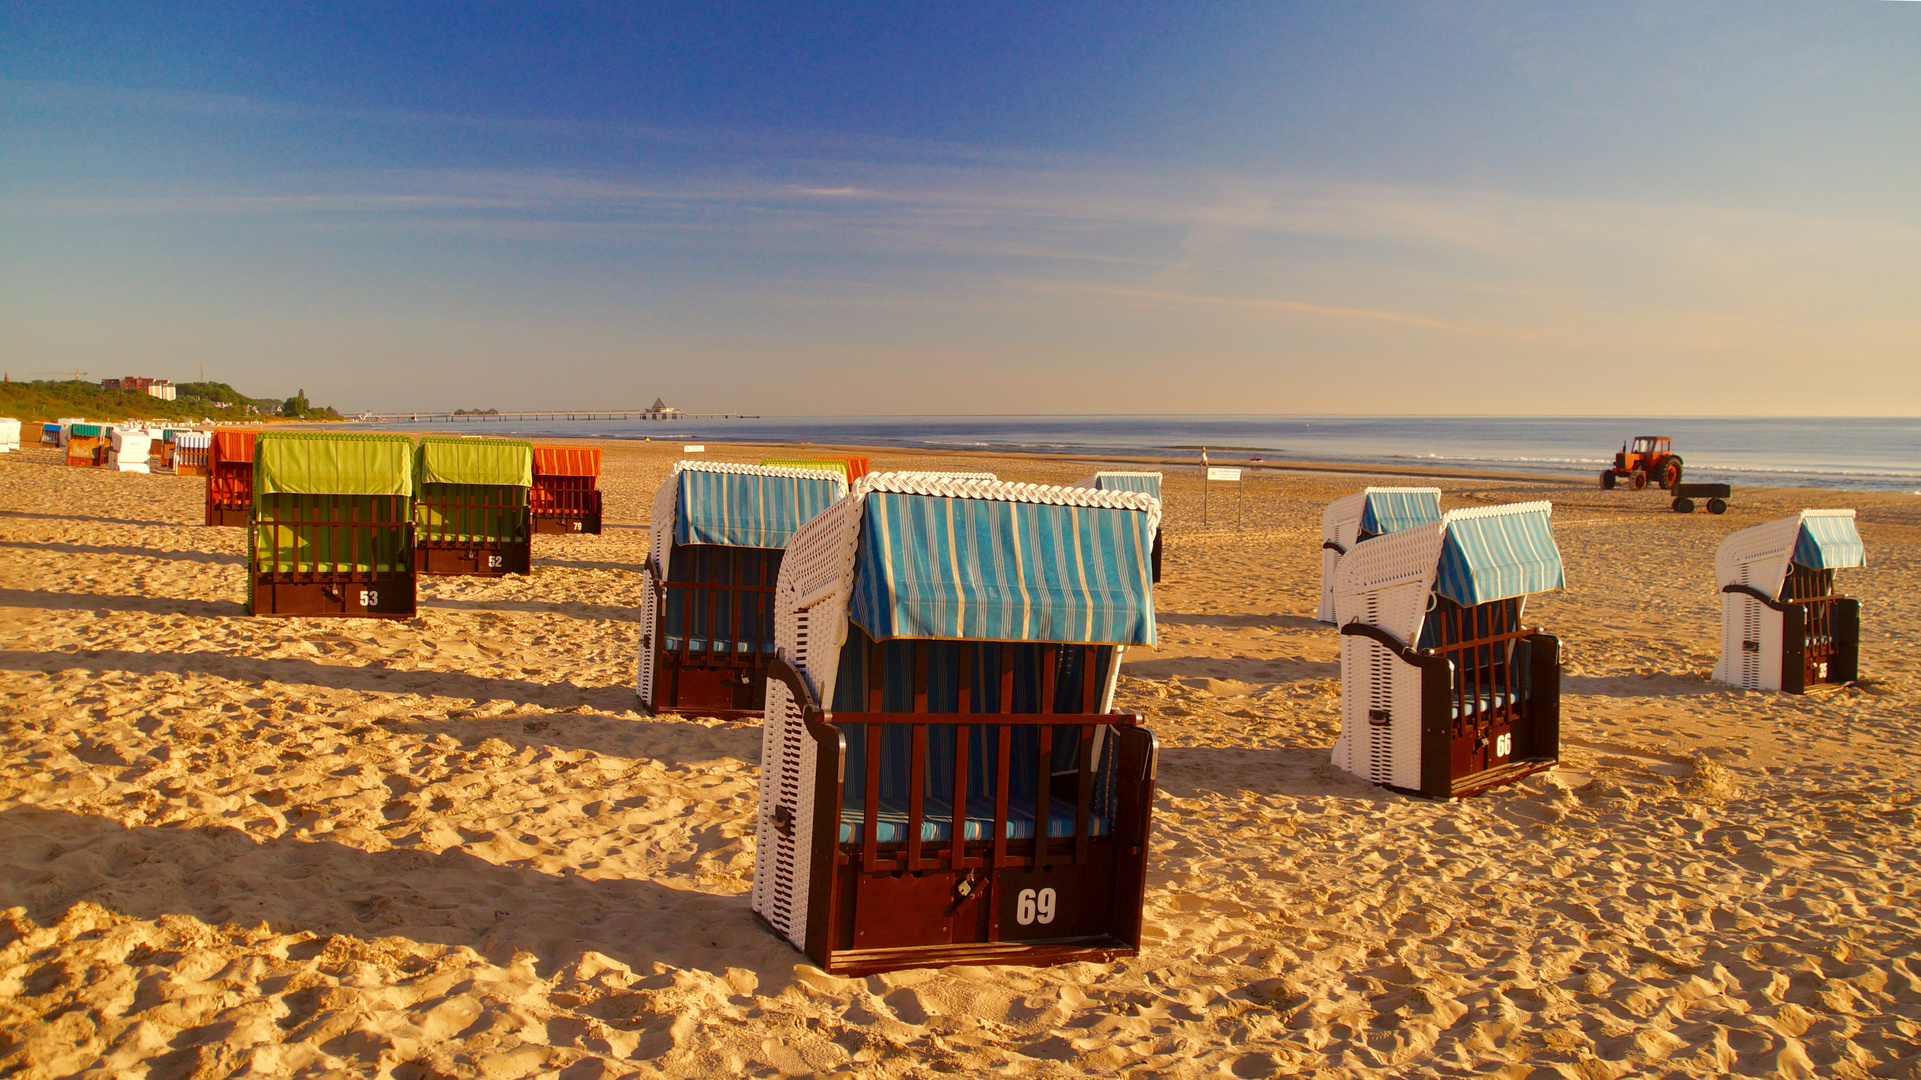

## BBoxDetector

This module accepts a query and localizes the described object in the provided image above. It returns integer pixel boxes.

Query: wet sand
[3,439,1919,1078]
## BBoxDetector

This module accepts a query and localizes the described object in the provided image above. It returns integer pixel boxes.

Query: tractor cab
[1629,436,1669,456]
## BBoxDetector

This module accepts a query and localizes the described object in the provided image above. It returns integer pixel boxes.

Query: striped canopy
[1794,514,1867,570]
[848,491,1156,645]
[534,446,601,478]
[673,467,845,549]
[1087,472,1162,499]
[1362,490,1442,536]
[1434,507,1565,606]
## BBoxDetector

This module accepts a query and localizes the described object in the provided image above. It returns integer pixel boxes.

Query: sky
[3,2,1918,415]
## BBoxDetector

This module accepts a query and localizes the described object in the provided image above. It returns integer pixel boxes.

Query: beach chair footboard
[794,710,1156,976]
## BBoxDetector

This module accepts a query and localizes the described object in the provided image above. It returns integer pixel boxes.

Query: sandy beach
[3,438,1919,1079]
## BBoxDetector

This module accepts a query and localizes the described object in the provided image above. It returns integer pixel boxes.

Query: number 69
[1016,887,1057,926]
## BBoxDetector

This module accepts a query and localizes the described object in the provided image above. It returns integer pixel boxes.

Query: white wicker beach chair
[637,461,849,719]
[752,473,1160,975]
[1713,510,1865,693]
[1318,488,1443,623]
[1329,501,1564,798]
[108,429,153,473]
[0,418,20,454]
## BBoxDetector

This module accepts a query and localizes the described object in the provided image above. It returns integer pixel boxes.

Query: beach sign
[683,444,706,453]
[1204,466,1244,527]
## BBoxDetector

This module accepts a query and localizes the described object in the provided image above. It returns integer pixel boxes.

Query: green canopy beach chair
[249,432,417,618]
[415,436,535,576]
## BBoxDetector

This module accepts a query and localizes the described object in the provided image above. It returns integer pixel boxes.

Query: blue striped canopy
[1090,472,1161,499]
[1795,515,1866,570]
[1434,509,1565,606]
[1362,490,1442,536]
[848,492,1155,644]
[673,468,843,549]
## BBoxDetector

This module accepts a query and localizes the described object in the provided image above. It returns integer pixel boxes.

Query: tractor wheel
[1672,497,1695,514]
[1600,471,1617,490]
[1707,498,1728,515]
[1661,457,1684,489]
[1631,470,1648,490]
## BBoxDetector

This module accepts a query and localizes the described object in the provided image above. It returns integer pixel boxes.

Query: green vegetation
[0,379,342,425]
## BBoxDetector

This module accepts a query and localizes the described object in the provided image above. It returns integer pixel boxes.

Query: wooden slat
[908,723,927,870]
[863,727,882,872]
[1075,723,1094,864]
[1035,724,1054,870]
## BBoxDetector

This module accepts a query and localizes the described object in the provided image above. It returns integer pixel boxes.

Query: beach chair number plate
[359,590,379,608]
[1494,733,1511,758]
[1015,888,1057,926]
[487,554,503,569]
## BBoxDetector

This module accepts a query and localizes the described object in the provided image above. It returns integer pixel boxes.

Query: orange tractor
[1600,436,1683,491]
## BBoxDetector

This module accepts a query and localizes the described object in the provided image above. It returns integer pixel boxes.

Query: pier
[354,409,758,424]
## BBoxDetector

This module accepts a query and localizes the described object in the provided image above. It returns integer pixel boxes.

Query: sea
[356,415,1921,493]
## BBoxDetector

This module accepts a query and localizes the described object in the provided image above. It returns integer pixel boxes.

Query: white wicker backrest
[1714,515,1806,598]
[875,470,1000,483]
[1331,521,1445,645]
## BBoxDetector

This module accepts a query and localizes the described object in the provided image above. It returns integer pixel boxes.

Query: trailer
[1669,483,1731,515]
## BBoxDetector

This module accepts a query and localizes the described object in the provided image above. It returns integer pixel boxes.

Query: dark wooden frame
[642,545,781,720]
[1341,619,1559,799]
[249,494,417,619]
[65,436,107,468]
[767,647,1157,977]
[1723,574,1860,693]
[206,460,253,527]
[530,476,603,534]
[414,483,533,577]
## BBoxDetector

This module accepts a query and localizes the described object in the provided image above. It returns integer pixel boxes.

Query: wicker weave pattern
[853,472,1162,539]
[1331,523,1445,645]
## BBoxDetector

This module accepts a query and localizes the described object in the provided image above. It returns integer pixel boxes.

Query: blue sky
[3,2,1917,414]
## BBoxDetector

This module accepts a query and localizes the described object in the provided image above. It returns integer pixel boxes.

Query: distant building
[648,397,683,417]
[102,376,176,401]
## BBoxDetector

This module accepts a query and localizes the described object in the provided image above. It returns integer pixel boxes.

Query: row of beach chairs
[1317,489,1867,798]
[186,431,606,617]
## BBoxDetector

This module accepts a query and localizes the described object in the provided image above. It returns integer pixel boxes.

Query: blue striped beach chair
[1328,501,1565,798]
[638,461,848,719]
[1318,487,1442,623]
[1713,510,1865,693]
[1074,471,1164,582]
[753,472,1161,975]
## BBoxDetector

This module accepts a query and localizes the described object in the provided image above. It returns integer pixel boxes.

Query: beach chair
[249,432,417,618]
[40,423,62,447]
[206,430,261,526]
[65,424,107,467]
[1318,488,1444,623]
[752,473,1161,975]
[530,446,604,534]
[55,419,84,448]
[108,429,153,473]
[762,457,872,483]
[1073,471,1165,582]
[638,462,849,719]
[1329,502,1565,799]
[414,437,534,576]
[1713,510,1865,693]
[0,418,19,453]
[171,432,212,476]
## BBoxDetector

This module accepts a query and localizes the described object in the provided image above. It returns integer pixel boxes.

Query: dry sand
[3,439,1919,1079]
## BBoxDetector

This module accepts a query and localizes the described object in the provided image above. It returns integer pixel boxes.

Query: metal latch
[1743,640,1759,653]
[1367,709,1391,726]
[772,805,794,838]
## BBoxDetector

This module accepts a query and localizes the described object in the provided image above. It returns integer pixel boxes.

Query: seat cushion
[839,794,1111,844]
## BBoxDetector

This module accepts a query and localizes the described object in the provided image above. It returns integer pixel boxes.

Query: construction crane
[28,368,90,381]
